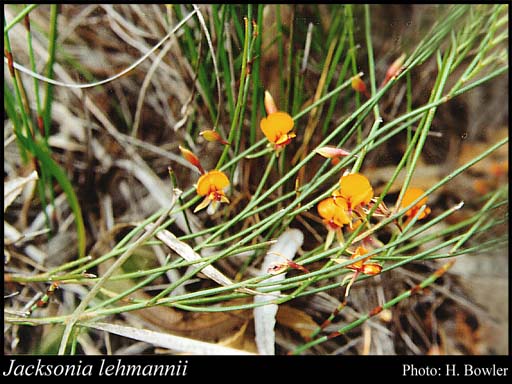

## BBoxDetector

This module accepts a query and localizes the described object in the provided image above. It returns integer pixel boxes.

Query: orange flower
[400,187,431,220]
[317,197,351,249]
[260,111,296,150]
[333,245,382,299]
[194,170,230,214]
[317,197,351,231]
[345,246,382,276]
[334,173,374,213]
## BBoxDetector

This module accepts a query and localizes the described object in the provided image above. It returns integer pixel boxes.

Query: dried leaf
[276,305,318,340]
[149,226,259,295]
[217,320,258,354]
[116,159,200,234]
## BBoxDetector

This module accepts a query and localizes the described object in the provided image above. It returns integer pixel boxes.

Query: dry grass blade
[254,229,304,355]
[5,7,200,89]
[84,321,254,355]
[4,170,39,212]
[149,225,259,295]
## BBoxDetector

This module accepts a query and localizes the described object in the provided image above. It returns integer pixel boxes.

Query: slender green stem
[216,17,250,169]
[291,259,456,354]
[4,4,39,33]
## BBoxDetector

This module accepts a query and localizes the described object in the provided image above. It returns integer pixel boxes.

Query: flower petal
[260,112,294,144]
[194,196,211,213]
[361,263,382,275]
[401,187,430,218]
[338,173,374,207]
[317,197,350,228]
[196,170,230,196]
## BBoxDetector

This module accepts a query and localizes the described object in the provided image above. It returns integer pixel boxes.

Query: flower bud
[264,90,278,115]
[200,130,229,145]
[179,145,205,174]
[315,146,352,159]
[382,53,406,86]
[351,75,370,98]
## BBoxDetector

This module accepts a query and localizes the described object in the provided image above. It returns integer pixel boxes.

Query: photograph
[3,3,509,378]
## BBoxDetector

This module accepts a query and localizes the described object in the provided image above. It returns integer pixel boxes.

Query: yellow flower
[317,197,351,249]
[260,111,296,150]
[194,170,230,214]
[400,187,431,220]
[317,197,350,231]
[334,173,374,212]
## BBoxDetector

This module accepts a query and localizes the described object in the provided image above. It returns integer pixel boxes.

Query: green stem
[3,4,39,33]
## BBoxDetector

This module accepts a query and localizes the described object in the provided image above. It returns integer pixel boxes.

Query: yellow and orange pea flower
[333,173,374,215]
[317,196,351,249]
[317,196,351,231]
[400,187,431,220]
[317,173,374,248]
[260,111,296,151]
[333,245,382,299]
[194,170,230,214]
[344,246,382,276]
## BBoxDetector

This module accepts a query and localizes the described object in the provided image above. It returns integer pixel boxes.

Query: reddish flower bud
[200,130,229,145]
[382,53,406,87]
[179,145,205,175]
[351,75,370,98]
[315,146,353,159]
